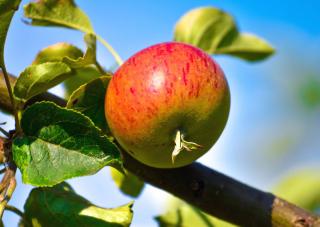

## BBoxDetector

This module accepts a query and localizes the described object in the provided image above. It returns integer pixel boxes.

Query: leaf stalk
[96,34,123,66]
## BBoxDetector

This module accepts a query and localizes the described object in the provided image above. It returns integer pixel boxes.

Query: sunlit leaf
[23,182,133,227]
[63,33,98,68]
[215,33,275,61]
[110,168,145,198]
[67,76,111,134]
[174,7,274,61]
[32,37,103,98]
[24,1,109,97]
[33,42,83,64]
[0,0,21,67]
[13,102,122,186]
[62,34,104,97]
[24,0,93,33]
[13,62,72,102]
[273,169,320,212]
[174,7,237,53]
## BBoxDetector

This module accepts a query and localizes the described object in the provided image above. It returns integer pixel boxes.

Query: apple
[105,42,230,168]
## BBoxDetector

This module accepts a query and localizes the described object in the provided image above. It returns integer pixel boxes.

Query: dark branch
[122,152,320,227]
[1,74,319,226]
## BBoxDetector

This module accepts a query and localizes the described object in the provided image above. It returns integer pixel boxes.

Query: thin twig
[5,205,23,218]
[0,176,16,218]
[0,169,5,175]
[0,137,17,219]
[0,173,9,194]
[0,128,9,138]
[0,166,13,198]
[0,138,5,164]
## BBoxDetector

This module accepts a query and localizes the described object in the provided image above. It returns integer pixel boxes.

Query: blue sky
[1,1,320,226]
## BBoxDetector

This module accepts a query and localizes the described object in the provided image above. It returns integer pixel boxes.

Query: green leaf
[23,0,93,33]
[64,66,101,98]
[110,168,145,198]
[155,198,234,227]
[33,42,83,64]
[13,62,72,102]
[174,7,237,53]
[13,102,122,186]
[23,182,133,227]
[62,33,104,97]
[215,33,275,61]
[273,169,320,212]
[67,76,111,134]
[174,7,274,62]
[31,40,102,98]
[0,0,21,67]
[23,0,107,96]
[63,33,98,68]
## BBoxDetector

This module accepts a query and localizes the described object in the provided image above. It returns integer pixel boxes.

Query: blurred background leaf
[155,197,234,227]
[273,169,320,213]
[297,75,320,110]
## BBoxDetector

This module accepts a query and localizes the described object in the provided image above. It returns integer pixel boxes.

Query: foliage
[13,101,122,186]
[13,62,72,103]
[24,0,93,33]
[67,76,112,134]
[174,7,274,61]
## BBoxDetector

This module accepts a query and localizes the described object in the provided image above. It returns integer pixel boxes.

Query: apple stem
[172,130,183,163]
[171,130,203,164]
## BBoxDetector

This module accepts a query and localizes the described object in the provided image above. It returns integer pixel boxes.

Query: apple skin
[105,42,230,168]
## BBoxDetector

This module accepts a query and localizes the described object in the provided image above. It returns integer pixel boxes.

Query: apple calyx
[172,130,203,163]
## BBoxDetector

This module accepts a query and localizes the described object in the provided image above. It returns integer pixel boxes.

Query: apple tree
[0,1,319,226]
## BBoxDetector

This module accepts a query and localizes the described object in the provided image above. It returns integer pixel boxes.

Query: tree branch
[1,74,319,226]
